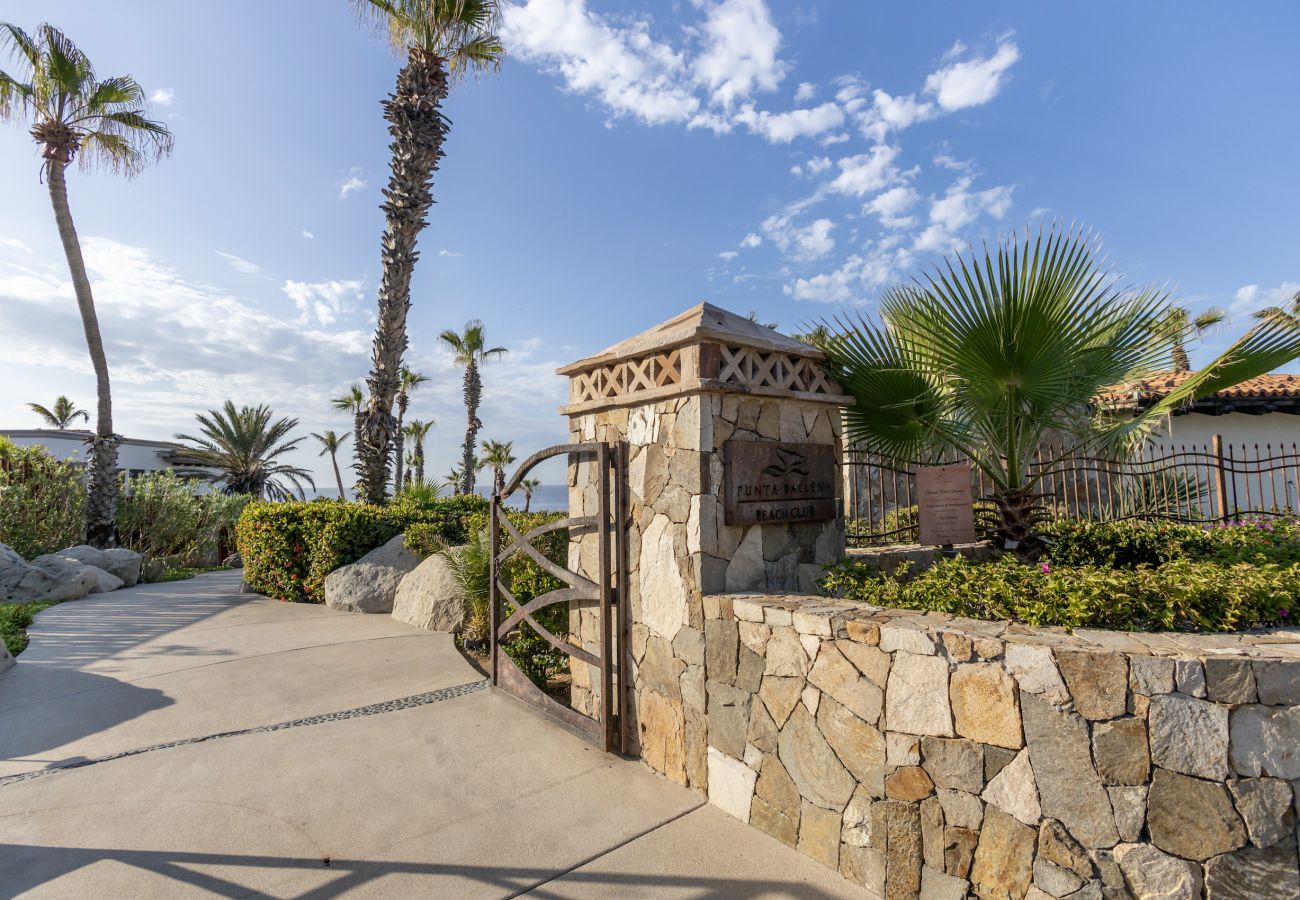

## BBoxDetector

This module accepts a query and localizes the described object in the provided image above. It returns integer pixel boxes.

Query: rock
[1054,649,1128,721]
[707,746,756,822]
[797,800,841,868]
[838,639,890,688]
[950,663,1023,750]
[0,640,14,675]
[747,696,779,753]
[673,625,706,667]
[390,549,467,631]
[755,753,801,820]
[886,766,936,802]
[970,806,1035,900]
[920,866,968,900]
[705,618,739,685]
[801,685,820,716]
[944,827,979,879]
[15,556,98,602]
[921,737,984,793]
[840,845,887,897]
[817,696,886,795]
[749,795,797,846]
[1147,768,1246,860]
[100,548,143,585]
[639,690,687,783]
[735,646,764,693]
[1129,656,1175,696]
[764,627,810,678]
[1034,858,1084,896]
[922,796,945,870]
[1107,785,1147,843]
[1230,704,1300,778]
[641,636,684,700]
[707,680,750,760]
[1203,845,1300,900]
[841,787,879,848]
[885,652,953,737]
[1229,777,1295,848]
[887,731,921,768]
[221,551,242,569]
[808,642,883,724]
[0,543,24,569]
[639,514,690,639]
[880,623,936,655]
[759,675,804,727]
[982,747,1041,827]
[778,703,855,811]
[1038,818,1092,878]
[985,746,1017,783]
[1112,843,1204,900]
[1205,656,1257,705]
[883,800,924,900]
[1021,692,1119,848]
[83,565,124,593]
[1092,717,1151,785]
[51,544,108,569]
[1005,644,1071,705]
[1174,659,1206,698]
[738,621,770,656]
[323,535,421,614]
[1149,693,1229,780]
[937,789,984,831]
[1255,660,1300,706]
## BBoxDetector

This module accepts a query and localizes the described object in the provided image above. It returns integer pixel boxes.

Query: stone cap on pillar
[557,302,853,415]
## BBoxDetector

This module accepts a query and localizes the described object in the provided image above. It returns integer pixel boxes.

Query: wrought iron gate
[489,442,628,753]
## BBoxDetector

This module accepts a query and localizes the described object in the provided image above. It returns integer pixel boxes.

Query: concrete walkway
[0,571,863,898]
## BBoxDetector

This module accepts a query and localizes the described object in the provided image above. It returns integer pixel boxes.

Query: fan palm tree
[28,395,89,429]
[520,477,541,513]
[820,225,1300,558]
[1162,305,1226,373]
[478,438,515,497]
[311,430,349,500]
[403,418,434,485]
[392,365,429,492]
[2,23,173,547]
[176,401,314,502]
[351,0,504,504]
[440,320,506,494]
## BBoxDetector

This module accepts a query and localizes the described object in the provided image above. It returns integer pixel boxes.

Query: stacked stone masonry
[688,594,1300,899]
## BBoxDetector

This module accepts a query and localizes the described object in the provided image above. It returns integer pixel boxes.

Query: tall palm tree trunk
[357,48,450,503]
[393,397,407,492]
[459,360,481,495]
[330,449,346,500]
[47,158,118,547]
[415,435,426,485]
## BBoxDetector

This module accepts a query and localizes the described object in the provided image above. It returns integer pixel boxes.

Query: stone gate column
[560,302,853,789]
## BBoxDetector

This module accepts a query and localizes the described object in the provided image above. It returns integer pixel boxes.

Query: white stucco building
[0,429,218,486]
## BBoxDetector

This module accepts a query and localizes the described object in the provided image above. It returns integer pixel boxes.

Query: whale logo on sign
[761,448,811,478]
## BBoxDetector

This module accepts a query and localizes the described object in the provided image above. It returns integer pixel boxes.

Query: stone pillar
[560,303,852,790]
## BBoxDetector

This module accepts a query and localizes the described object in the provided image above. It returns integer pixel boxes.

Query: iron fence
[844,435,1300,547]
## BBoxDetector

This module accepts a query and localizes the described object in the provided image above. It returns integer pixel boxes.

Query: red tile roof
[1101,371,1300,408]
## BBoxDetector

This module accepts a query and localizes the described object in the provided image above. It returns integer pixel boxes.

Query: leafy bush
[117,472,250,571]
[1,600,57,657]
[0,438,84,558]
[236,494,488,602]
[1041,518,1300,568]
[820,554,1296,633]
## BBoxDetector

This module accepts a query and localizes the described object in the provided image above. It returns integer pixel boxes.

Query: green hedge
[1041,517,1300,568]
[0,437,84,559]
[820,553,1297,633]
[236,494,488,602]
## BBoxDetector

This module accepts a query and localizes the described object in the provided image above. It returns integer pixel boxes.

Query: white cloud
[740,232,762,249]
[718,250,739,260]
[924,41,1020,111]
[828,145,902,197]
[732,101,845,143]
[693,0,787,107]
[282,278,365,326]
[1230,281,1300,318]
[301,230,315,240]
[914,176,1014,252]
[337,168,366,200]
[784,240,914,304]
[791,155,832,178]
[214,250,262,276]
[865,186,920,229]
[149,88,175,106]
[438,249,464,258]
[761,215,836,261]
[856,90,935,141]
[793,81,816,103]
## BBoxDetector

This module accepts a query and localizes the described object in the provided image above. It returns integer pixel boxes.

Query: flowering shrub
[236,494,487,602]
[1041,517,1300,568]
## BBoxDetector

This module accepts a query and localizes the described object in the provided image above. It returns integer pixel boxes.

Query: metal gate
[489,442,628,753]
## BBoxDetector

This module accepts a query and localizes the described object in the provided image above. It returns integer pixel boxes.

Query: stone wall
[689,593,1300,899]
[567,393,844,789]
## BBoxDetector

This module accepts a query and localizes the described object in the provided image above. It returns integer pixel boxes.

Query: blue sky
[1,1,1297,491]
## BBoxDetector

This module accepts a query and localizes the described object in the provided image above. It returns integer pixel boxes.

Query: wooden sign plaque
[723,441,837,526]
[916,463,976,546]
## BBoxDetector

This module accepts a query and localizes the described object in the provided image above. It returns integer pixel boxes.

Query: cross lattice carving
[717,346,835,395]
[569,348,683,405]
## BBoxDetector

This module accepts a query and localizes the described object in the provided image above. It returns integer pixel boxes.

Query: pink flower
[1281,609,1290,618]
[1041,563,1051,573]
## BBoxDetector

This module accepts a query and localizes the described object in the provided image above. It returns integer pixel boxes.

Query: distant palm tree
[1162,306,1226,373]
[440,320,506,495]
[520,477,541,513]
[351,0,504,504]
[403,418,434,485]
[28,395,89,429]
[311,430,349,500]
[2,23,173,547]
[441,465,464,492]
[478,438,515,497]
[332,383,365,483]
[393,365,429,492]
[176,401,314,501]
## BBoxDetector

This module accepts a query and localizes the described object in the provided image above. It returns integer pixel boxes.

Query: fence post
[1212,433,1229,521]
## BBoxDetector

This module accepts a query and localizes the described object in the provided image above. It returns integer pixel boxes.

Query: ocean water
[304,482,570,511]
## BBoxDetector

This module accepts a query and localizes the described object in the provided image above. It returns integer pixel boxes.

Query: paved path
[0,571,863,898]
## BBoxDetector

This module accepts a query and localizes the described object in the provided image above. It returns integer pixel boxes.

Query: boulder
[221,551,243,569]
[84,565,124,593]
[100,548,143,587]
[324,535,421,614]
[51,544,109,570]
[391,548,467,632]
[4,553,98,603]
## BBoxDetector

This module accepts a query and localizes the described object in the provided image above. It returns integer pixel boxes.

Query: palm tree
[820,225,1300,558]
[311,430,349,500]
[176,401,314,502]
[520,477,541,513]
[28,395,89,429]
[441,465,464,493]
[351,0,504,504]
[2,23,173,547]
[403,418,434,485]
[478,438,515,497]
[332,383,365,483]
[439,320,507,494]
[1162,305,1226,373]
[392,365,429,492]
